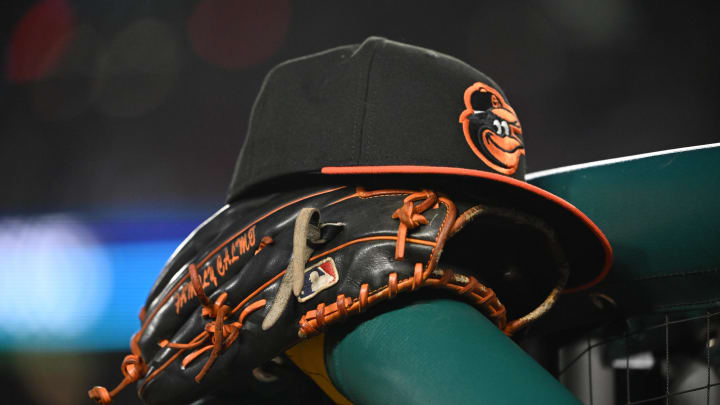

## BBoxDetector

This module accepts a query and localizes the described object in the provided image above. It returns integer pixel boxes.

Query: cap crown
[228,37,526,201]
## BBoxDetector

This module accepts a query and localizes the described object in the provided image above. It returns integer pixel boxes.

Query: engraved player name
[173,226,256,313]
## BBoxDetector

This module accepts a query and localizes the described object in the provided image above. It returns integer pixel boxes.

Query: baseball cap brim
[321,165,613,293]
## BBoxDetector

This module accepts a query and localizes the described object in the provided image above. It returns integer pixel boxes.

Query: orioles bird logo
[459,82,525,175]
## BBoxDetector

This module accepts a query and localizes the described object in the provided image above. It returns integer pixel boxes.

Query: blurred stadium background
[0,1,718,403]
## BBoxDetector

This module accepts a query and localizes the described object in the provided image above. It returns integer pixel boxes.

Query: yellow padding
[286,334,353,405]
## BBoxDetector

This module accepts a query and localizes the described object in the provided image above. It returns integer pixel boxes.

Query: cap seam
[354,39,382,165]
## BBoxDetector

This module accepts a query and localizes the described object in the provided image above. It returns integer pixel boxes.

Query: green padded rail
[528,143,720,313]
[325,299,580,405]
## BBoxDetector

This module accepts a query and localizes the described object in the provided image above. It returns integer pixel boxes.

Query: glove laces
[163,265,267,382]
[89,266,267,403]
[392,190,437,260]
[88,354,146,404]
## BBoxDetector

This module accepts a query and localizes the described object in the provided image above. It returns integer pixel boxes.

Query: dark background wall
[2,0,718,213]
[0,1,718,404]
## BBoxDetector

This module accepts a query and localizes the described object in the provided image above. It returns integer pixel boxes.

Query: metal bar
[588,337,594,405]
[626,333,631,405]
[665,314,670,405]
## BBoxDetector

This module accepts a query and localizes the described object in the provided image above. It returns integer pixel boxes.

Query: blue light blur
[83,239,182,350]
[0,213,204,351]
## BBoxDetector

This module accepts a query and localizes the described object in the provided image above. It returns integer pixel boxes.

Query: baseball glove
[88,184,568,404]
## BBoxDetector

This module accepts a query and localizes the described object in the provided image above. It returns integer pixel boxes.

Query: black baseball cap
[227,37,612,292]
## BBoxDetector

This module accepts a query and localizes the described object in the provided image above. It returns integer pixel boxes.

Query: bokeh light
[13,352,96,405]
[7,0,75,83]
[93,19,179,118]
[0,213,193,351]
[540,0,636,47]
[0,215,111,346]
[467,2,567,98]
[188,0,290,69]
[31,25,102,121]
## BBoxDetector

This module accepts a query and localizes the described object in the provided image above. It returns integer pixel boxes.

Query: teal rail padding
[528,143,720,313]
[325,299,580,404]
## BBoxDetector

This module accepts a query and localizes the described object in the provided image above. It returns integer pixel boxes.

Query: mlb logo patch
[298,257,339,303]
